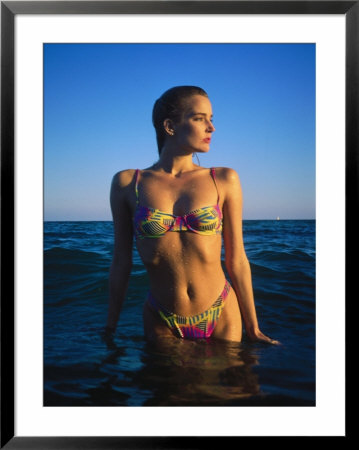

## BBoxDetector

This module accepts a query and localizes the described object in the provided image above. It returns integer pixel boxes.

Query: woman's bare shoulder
[213,167,242,204]
[212,167,241,185]
[112,169,137,189]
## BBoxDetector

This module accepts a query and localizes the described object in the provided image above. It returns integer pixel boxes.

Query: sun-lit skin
[106,94,279,344]
[162,95,215,157]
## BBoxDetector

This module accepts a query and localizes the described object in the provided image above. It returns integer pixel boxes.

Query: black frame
[1,1,354,447]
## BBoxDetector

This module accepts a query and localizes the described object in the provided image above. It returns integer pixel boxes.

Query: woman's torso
[128,167,227,316]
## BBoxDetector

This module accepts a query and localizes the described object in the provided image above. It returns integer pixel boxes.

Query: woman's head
[152,86,210,154]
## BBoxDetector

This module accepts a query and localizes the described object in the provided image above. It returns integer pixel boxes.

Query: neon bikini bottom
[147,279,231,339]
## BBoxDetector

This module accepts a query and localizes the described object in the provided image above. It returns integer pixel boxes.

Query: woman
[105,86,278,344]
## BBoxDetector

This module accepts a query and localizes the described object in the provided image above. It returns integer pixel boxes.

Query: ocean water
[44,220,315,406]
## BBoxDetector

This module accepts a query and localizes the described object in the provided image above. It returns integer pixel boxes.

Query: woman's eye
[193,116,213,124]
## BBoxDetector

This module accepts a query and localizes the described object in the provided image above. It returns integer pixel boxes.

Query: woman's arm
[105,170,134,333]
[221,168,279,344]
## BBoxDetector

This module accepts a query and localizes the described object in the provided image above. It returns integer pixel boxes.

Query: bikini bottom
[147,279,231,339]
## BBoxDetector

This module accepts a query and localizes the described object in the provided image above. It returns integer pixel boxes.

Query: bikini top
[133,168,223,240]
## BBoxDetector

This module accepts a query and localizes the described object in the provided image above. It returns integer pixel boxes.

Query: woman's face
[172,95,215,153]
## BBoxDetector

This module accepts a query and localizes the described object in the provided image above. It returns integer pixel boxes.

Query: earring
[168,130,174,136]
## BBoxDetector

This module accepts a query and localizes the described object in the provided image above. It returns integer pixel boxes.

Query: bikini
[133,167,231,339]
[133,167,223,239]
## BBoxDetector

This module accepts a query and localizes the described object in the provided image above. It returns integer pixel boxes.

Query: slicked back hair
[152,86,209,155]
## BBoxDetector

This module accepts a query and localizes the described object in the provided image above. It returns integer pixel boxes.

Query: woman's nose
[207,121,215,132]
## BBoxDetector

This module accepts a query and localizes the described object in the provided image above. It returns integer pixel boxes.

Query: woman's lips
[203,138,211,143]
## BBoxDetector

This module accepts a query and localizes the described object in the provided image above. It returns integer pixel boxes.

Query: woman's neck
[155,148,197,176]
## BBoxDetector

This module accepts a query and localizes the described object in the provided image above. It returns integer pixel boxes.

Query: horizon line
[44,218,316,222]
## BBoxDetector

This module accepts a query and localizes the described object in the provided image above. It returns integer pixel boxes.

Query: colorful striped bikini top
[133,168,223,240]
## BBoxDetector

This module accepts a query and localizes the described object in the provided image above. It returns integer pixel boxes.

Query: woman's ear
[163,119,175,136]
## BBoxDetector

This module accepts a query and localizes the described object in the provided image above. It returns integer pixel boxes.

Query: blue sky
[44,43,315,220]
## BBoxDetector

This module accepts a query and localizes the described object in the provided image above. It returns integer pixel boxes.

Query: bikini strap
[134,169,140,204]
[210,167,220,204]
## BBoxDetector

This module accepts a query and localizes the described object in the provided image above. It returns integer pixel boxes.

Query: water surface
[44,220,315,406]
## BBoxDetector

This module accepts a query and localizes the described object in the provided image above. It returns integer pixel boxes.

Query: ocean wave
[43,220,316,406]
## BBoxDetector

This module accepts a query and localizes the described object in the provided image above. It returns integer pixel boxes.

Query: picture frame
[1,1,354,447]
